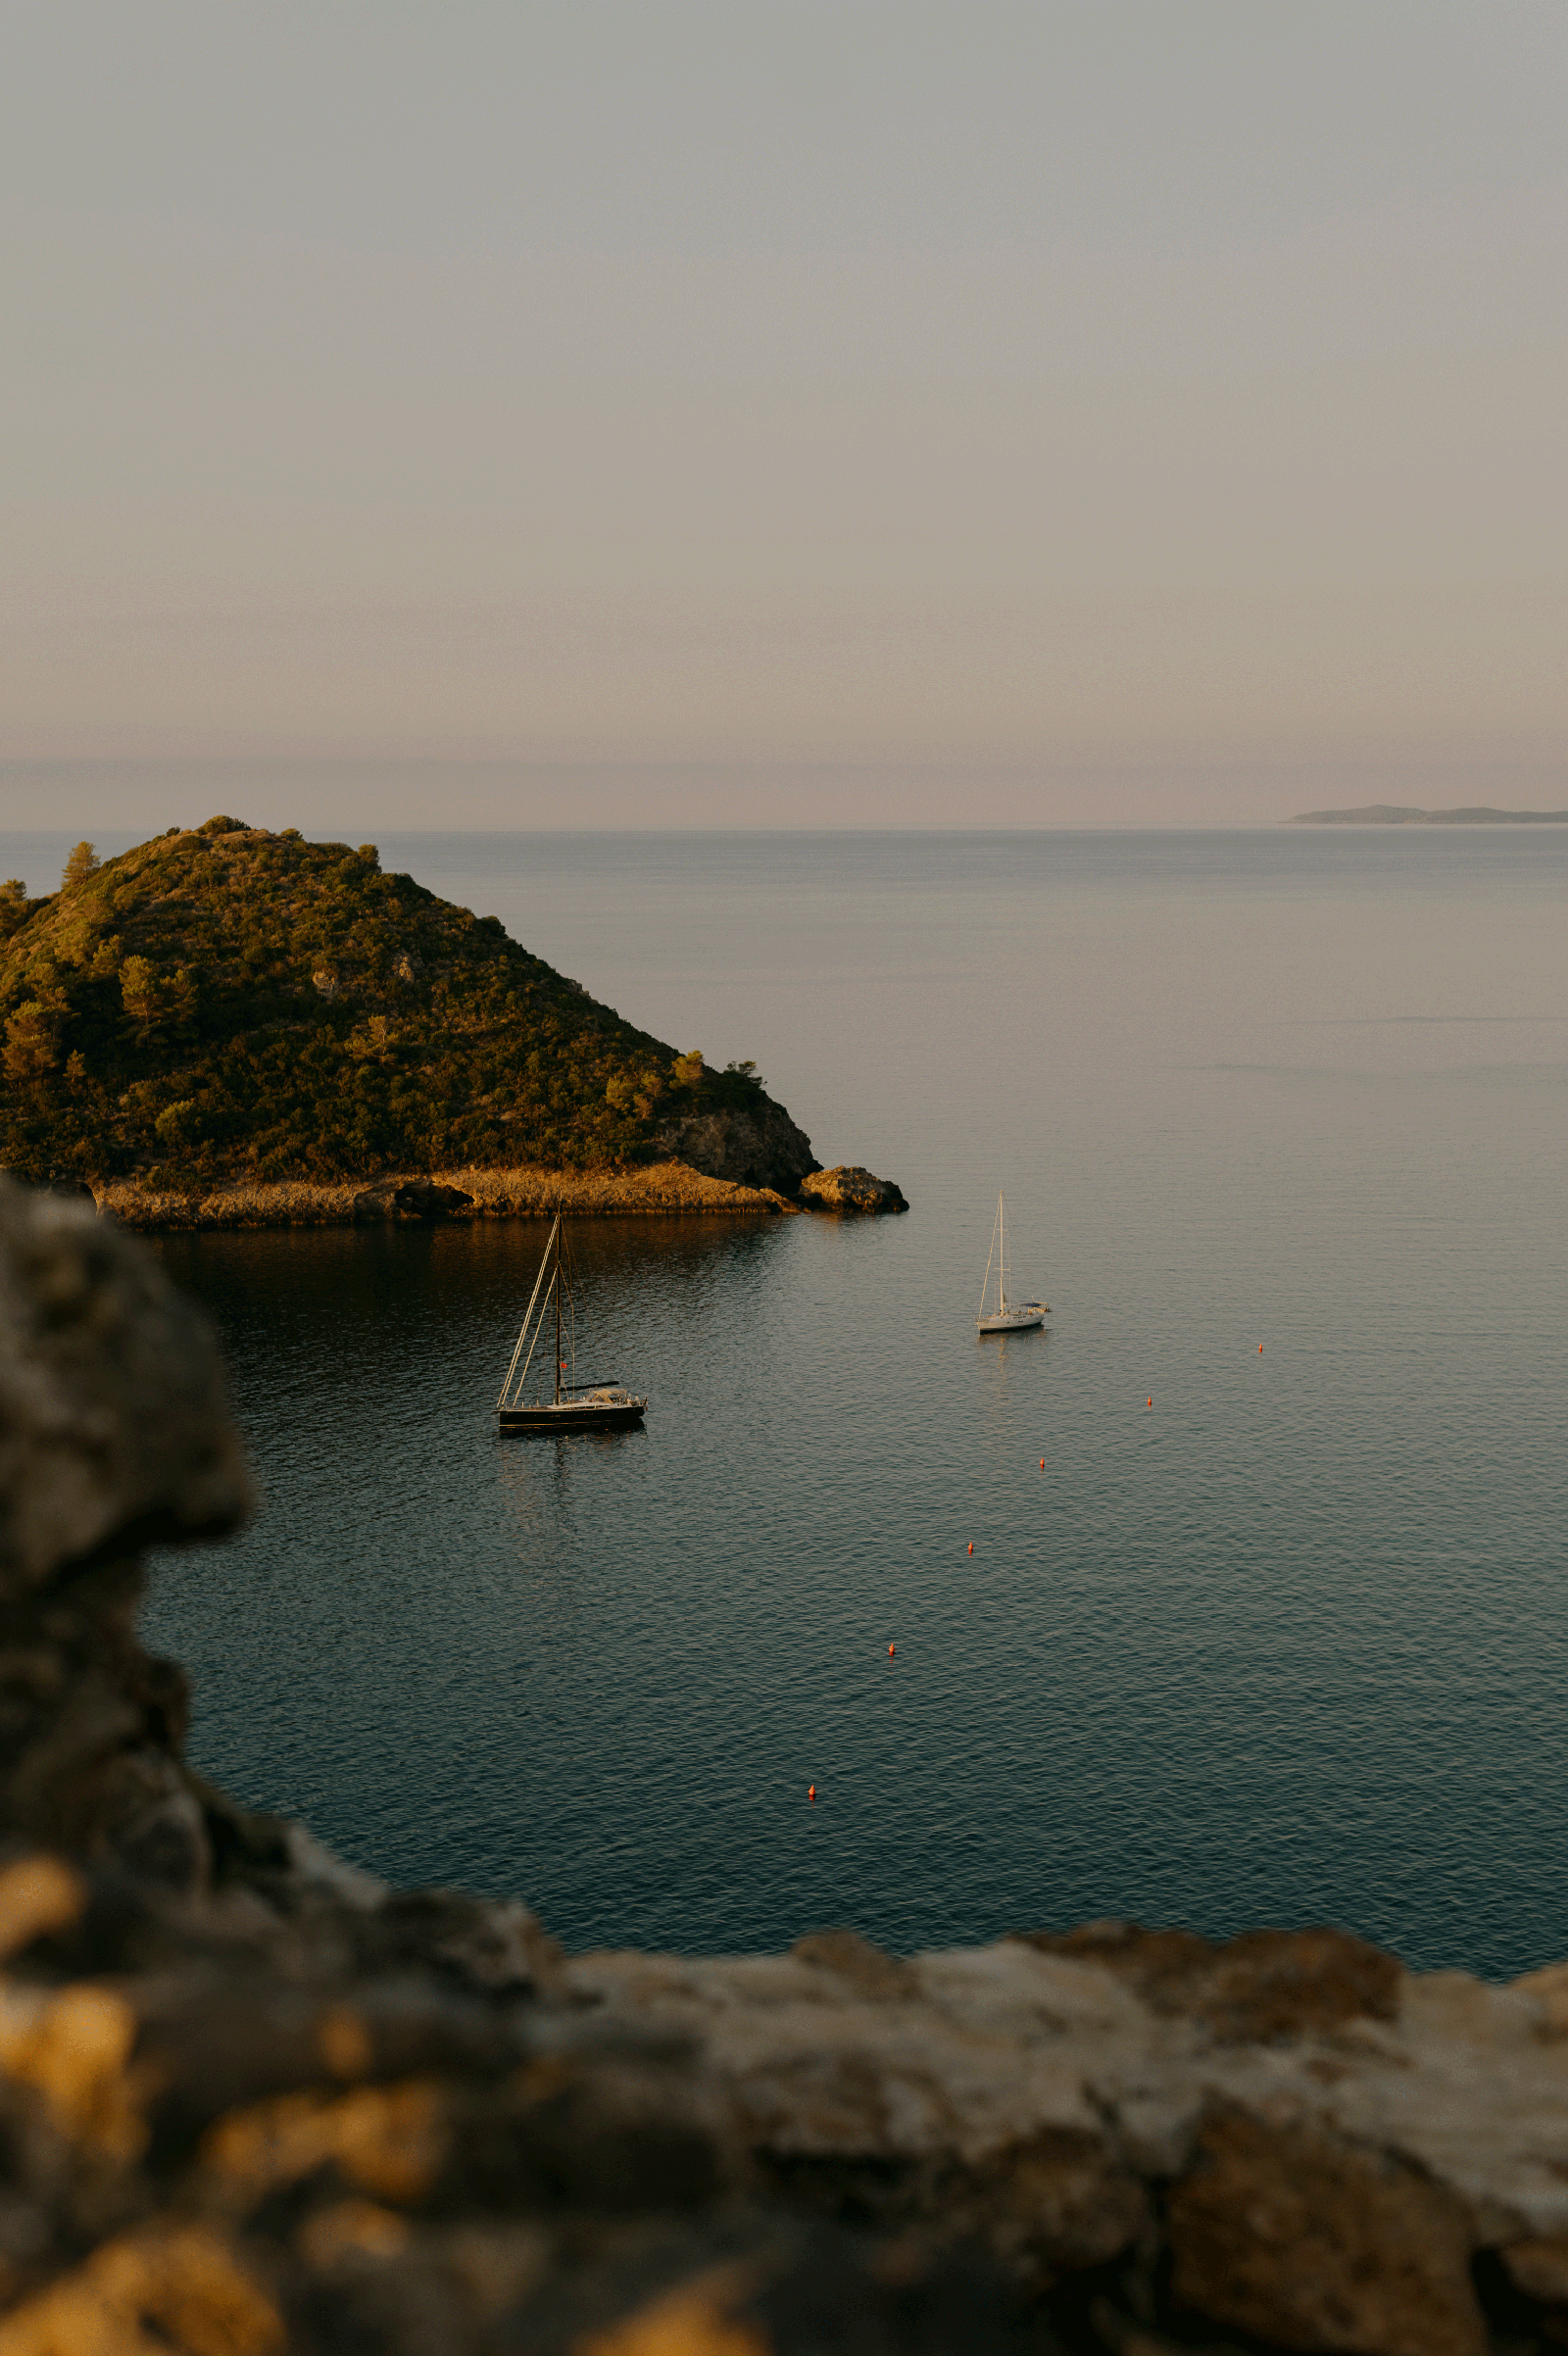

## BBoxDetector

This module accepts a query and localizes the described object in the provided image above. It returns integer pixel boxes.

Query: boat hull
[499,1401,646,1434]
[977,1309,1047,1333]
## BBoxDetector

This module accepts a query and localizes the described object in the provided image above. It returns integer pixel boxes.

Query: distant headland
[1287,804,1568,825]
[0,818,904,1225]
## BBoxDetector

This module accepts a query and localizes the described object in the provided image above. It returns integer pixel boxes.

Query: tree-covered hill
[0,819,785,1188]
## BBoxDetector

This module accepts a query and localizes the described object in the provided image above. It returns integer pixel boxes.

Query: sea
[9,826,1568,1976]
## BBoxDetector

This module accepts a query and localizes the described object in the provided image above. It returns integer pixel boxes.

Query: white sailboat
[976,1193,1048,1333]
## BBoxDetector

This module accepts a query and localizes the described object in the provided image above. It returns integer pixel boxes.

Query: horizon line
[6,817,1568,843]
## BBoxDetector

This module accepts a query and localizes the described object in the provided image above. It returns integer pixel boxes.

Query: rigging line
[978,1194,1000,1320]
[553,1215,563,1403]
[559,1225,578,1390]
[498,1211,559,1408]
[514,1275,551,1403]
[514,1213,562,1405]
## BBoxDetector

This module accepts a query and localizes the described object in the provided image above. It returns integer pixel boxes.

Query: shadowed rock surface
[653,1099,820,1197]
[351,1177,477,1223]
[2,1178,1566,2354]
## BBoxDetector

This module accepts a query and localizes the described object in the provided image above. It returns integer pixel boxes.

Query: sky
[2,2,1565,829]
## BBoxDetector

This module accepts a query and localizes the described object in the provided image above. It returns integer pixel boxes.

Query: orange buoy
[1147,1398,1152,1408]
[808,1784,816,1801]
[967,1542,974,1555]
[1039,1457,1045,1469]
[1258,1343,1263,1351]
[888,1643,896,1656]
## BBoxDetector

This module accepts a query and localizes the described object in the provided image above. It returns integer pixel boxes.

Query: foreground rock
[800,1163,909,1212]
[6,1178,1568,2354]
[575,1923,1568,2356]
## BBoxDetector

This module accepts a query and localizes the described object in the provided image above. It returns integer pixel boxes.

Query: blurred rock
[1020,1917,1403,2039]
[0,1180,252,1889]
[0,1179,251,1594]
[1166,2108,1484,2356]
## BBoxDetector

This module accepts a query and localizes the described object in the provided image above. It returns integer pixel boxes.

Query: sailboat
[496,1211,648,1433]
[976,1193,1049,1334]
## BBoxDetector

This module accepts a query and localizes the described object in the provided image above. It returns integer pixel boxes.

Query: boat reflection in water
[496,1210,649,1434]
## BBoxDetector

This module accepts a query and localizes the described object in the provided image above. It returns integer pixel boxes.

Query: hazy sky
[3,3,1565,827]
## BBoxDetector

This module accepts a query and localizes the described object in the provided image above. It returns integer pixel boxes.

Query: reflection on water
[143,830,1568,1975]
[975,1326,1051,1449]
[494,1427,651,1556]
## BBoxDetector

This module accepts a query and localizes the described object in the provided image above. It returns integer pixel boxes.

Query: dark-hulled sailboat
[496,1210,648,1434]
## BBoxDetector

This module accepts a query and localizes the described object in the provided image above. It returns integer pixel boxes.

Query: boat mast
[553,1232,563,1403]
[999,1191,1006,1313]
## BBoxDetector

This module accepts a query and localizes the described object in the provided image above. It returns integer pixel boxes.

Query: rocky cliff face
[800,1163,908,1212]
[3,1177,1567,2356]
[653,1097,819,1196]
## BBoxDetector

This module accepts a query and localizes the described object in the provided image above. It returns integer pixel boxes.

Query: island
[1288,803,1568,824]
[0,818,905,1226]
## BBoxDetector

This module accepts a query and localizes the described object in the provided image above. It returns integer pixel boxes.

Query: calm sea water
[47,826,1568,1975]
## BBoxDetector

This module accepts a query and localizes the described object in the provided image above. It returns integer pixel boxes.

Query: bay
[93,826,1568,1974]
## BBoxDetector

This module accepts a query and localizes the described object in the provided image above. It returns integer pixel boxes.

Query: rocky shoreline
[89,1158,805,1231]
[40,1155,911,1232]
[16,1183,1554,2356]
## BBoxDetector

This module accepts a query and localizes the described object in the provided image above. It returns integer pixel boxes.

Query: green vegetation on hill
[0,819,765,1187]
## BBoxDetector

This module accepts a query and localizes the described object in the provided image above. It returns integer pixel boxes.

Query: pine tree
[62,842,100,889]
